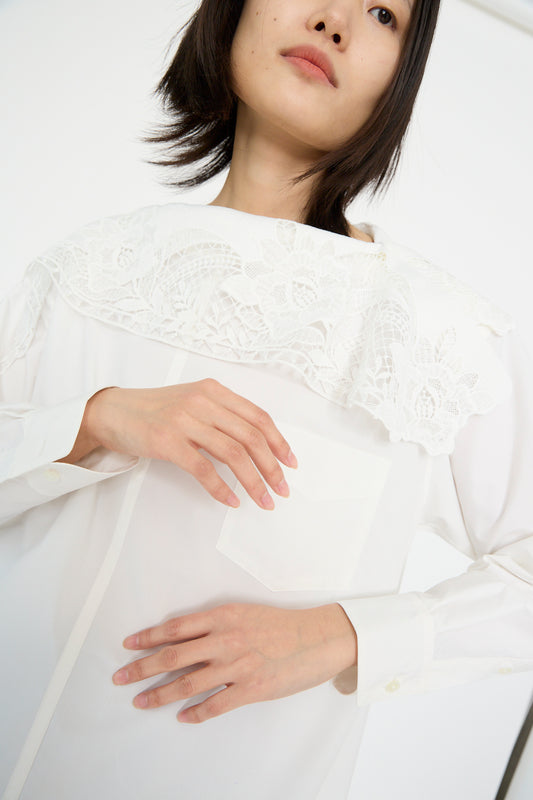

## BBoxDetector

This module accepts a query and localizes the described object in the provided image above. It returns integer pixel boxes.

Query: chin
[286,123,350,154]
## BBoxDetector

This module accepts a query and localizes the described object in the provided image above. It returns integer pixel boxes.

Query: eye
[369,7,397,28]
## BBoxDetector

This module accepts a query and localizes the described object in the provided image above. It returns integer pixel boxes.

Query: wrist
[311,603,358,672]
[56,387,117,465]
[83,386,119,450]
[331,603,358,669]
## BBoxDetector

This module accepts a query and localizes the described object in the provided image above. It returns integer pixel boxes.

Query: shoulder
[30,204,187,287]
[341,225,516,454]
[0,205,171,373]
[345,221,514,337]
[348,222,374,243]
[0,261,54,376]
[36,203,175,257]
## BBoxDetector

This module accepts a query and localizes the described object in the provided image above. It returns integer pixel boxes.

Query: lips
[281,45,337,88]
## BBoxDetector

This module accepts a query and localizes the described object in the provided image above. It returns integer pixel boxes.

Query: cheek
[230,45,268,106]
[230,9,276,96]
[330,59,398,145]
[351,49,399,107]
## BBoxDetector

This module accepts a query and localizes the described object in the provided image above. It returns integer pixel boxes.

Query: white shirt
[1,203,532,799]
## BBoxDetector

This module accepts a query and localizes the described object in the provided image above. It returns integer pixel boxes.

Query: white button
[44,468,61,483]
[498,667,512,675]
[385,679,400,693]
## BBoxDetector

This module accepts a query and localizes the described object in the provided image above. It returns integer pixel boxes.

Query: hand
[59,379,298,510]
[112,603,358,724]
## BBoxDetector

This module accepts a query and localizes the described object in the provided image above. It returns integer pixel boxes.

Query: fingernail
[227,492,240,508]
[113,668,129,685]
[275,479,290,498]
[134,694,148,708]
[287,449,298,468]
[260,492,275,510]
[123,634,139,648]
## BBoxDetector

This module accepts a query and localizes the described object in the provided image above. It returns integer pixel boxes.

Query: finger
[187,398,291,499]
[186,419,277,510]
[201,379,298,469]
[178,444,242,509]
[122,611,212,650]
[132,666,228,710]
[177,684,243,724]
[113,638,212,685]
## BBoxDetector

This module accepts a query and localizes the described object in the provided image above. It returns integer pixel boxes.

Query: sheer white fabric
[0,203,531,799]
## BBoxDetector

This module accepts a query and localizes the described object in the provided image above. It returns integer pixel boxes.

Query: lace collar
[24,203,515,455]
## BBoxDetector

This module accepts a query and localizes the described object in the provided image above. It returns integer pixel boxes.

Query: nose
[308,9,349,47]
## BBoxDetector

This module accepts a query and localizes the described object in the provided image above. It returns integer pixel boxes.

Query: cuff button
[44,468,61,482]
[385,679,400,693]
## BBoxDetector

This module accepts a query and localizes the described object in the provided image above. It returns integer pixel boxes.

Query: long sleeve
[0,264,139,525]
[338,329,533,706]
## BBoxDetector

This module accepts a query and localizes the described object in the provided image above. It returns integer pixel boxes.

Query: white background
[1,0,532,798]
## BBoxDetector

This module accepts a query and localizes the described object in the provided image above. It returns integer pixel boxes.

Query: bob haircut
[148,0,441,237]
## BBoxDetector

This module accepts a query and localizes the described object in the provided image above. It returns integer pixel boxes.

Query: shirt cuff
[26,448,140,494]
[5,395,96,479]
[337,592,434,705]
[0,393,140,523]
[0,449,140,524]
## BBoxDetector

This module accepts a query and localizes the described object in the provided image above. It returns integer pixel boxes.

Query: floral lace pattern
[6,204,515,455]
[0,262,52,375]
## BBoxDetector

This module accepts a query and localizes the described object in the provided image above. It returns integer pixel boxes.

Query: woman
[1,1,532,798]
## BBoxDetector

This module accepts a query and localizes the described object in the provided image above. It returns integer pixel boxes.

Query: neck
[209,103,322,224]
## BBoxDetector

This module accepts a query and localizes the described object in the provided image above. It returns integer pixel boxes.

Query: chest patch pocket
[216,422,392,591]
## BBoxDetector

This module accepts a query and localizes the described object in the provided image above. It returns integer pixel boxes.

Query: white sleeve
[0,264,139,525]
[338,329,533,706]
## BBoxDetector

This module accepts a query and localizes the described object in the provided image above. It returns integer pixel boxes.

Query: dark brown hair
[148,0,441,236]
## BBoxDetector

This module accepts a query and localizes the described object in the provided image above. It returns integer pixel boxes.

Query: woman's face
[230,0,413,155]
